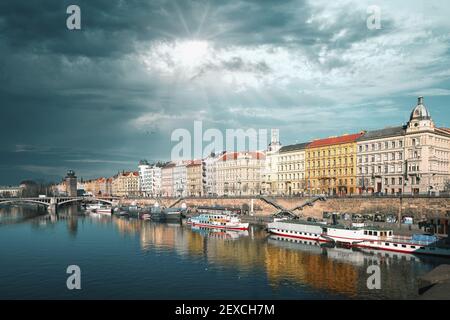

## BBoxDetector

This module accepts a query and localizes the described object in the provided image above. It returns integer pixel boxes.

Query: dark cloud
[0,0,449,184]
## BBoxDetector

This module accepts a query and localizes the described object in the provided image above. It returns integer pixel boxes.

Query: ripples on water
[0,205,446,299]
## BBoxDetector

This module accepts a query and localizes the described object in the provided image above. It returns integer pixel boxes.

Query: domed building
[404,96,450,194]
[356,96,450,195]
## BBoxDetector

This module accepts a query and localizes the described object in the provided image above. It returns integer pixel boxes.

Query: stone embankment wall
[119,196,450,219]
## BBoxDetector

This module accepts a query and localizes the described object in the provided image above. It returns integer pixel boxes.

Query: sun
[173,40,210,69]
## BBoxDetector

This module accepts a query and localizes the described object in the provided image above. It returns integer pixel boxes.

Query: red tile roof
[307,132,364,148]
[186,160,202,167]
[218,151,266,161]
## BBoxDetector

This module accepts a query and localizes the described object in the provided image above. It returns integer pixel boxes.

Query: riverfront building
[186,160,203,197]
[0,186,22,197]
[138,160,162,197]
[262,129,282,195]
[111,171,139,197]
[202,152,222,196]
[356,126,406,194]
[306,133,363,196]
[216,151,265,196]
[69,96,450,198]
[277,142,309,196]
[173,161,189,197]
[403,97,450,194]
[356,97,450,195]
[161,162,175,197]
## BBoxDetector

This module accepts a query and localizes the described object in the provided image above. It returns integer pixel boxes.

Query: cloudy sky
[1,0,450,184]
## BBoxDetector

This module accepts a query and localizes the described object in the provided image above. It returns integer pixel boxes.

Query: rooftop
[279,142,310,153]
[357,126,406,142]
[308,132,364,148]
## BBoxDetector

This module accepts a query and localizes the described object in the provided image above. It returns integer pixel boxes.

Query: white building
[357,97,450,195]
[201,152,223,196]
[173,161,188,197]
[262,129,282,195]
[277,142,309,196]
[404,97,450,194]
[138,160,162,197]
[0,186,22,197]
[216,151,266,196]
[356,126,406,195]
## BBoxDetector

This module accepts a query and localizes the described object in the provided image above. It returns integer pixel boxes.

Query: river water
[0,205,446,300]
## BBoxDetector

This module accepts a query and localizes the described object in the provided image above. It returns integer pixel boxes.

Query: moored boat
[96,205,112,215]
[187,213,249,231]
[267,219,450,258]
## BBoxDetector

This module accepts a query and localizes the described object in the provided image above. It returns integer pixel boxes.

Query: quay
[418,265,450,300]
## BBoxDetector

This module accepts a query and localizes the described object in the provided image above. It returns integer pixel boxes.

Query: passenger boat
[267,219,450,257]
[95,205,112,215]
[187,213,249,231]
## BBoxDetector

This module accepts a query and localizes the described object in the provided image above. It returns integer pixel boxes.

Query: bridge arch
[57,198,113,207]
[0,199,50,207]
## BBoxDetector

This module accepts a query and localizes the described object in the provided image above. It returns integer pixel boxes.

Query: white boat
[94,204,112,215]
[85,203,102,211]
[187,213,249,231]
[267,220,450,258]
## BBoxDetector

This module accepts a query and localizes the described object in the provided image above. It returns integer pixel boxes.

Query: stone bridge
[0,196,119,213]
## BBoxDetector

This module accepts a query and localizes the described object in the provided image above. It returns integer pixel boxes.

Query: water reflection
[0,205,444,299]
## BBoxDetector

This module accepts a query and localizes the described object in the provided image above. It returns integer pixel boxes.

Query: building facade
[262,129,282,195]
[186,160,203,197]
[277,142,309,196]
[403,97,450,194]
[173,161,188,197]
[161,163,175,197]
[202,152,223,196]
[111,171,140,197]
[138,160,162,197]
[356,127,406,194]
[0,186,22,197]
[216,151,265,196]
[306,133,363,196]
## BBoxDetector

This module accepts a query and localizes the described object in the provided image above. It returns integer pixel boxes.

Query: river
[0,205,446,299]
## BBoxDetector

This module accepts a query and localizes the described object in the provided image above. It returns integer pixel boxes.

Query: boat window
[385,243,389,246]
[420,247,425,250]
[402,245,406,248]
[373,231,377,236]
[364,231,367,235]
[411,246,416,249]
[368,231,372,236]
[393,244,398,247]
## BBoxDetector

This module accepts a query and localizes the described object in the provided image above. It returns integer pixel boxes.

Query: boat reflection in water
[190,225,249,240]
[266,234,428,299]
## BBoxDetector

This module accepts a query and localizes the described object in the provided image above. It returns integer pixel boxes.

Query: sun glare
[174,40,210,68]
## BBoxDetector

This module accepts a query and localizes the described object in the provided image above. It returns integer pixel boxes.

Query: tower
[407,96,434,132]
[65,170,77,197]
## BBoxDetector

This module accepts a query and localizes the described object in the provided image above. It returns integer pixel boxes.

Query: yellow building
[186,160,203,197]
[306,133,363,196]
[111,171,140,197]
